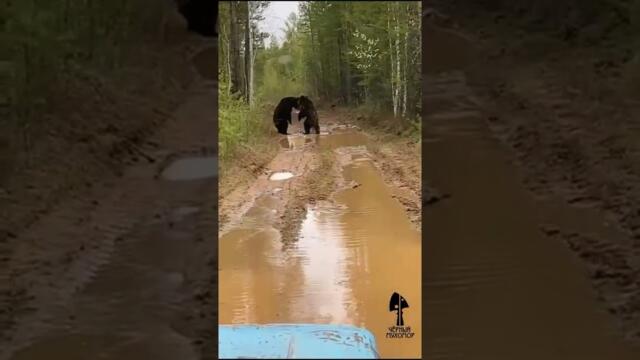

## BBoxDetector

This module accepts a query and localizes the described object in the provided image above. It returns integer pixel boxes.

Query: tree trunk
[388,3,398,117]
[249,7,254,106]
[244,1,252,104]
[344,5,352,105]
[394,4,401,118]
[222,6,231,93]
[310,18,323,98]
[337,33,344,104]
[402,3,408,118]
[229,1,241,96]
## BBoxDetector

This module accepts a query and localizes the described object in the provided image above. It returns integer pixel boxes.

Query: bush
[218,82,273,161]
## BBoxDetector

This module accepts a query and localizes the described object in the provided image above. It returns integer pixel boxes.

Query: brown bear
[273,97,300,135]
[297,96,320,135]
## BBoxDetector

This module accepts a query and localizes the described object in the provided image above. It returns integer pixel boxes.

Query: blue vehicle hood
[219,324,379,359]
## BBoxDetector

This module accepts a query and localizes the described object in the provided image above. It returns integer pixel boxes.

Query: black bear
[273,97,300,135]
[298,96,320,134]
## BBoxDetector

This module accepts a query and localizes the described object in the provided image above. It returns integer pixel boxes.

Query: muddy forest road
[218,115,422,358]
[0,48,218,359]
[424,23,640,359]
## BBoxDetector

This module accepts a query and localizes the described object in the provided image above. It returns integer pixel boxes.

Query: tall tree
[229,1,241,96]
[220,1,421,118]
[244,1,252,104]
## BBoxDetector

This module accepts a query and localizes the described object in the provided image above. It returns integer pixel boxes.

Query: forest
[0,0,181,126]
[218,1,422,162]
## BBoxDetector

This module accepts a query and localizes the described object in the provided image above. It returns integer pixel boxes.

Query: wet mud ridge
[453,24,640,341]
[219,118,422,358]
[423,46,640,359]
[0,80,217,359]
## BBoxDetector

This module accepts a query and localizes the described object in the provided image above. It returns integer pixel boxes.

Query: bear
[297,96,320,135]
[273,96,300,135]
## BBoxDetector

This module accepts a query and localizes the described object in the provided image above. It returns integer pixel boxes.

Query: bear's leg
[315,123,320,134]
[275,119,288,134]
[304,122,311,135]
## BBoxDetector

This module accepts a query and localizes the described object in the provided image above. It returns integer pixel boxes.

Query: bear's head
[297,95,313,111]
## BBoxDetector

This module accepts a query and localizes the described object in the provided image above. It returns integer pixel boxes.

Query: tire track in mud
[0,177,153,355]
[424,62,640,358]
[540,225,640,339]
[422,69,480,211]
[218,138,319,241]
[279,150,337,248]
[469,64,640,340]
[0,80,217,360]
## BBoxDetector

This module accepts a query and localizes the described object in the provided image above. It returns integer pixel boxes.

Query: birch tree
[243,1,252,104]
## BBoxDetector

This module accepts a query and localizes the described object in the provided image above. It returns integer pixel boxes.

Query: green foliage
[219,82,251,160]
[2,0,172,126]
[219,80,272,161]
[297,1,422,117]
[255,30,306,103]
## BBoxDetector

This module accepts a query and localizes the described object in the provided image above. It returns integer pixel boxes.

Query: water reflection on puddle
[279,135,318,150]
[268,171,294,181]
[316,132,369,150]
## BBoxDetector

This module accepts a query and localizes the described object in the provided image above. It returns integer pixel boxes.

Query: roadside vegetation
[0,0,198,238]
[1,0,184,150]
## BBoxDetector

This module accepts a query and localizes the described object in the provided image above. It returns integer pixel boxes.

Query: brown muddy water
[424,23,640,359]
[279,135,313,150]
[219,131,422,358]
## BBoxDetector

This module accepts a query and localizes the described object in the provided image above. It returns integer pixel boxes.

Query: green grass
[218,87,274,162]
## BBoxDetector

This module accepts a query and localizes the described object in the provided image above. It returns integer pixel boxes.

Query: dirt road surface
[218,114,422,358]
[0,43,218,360]
[424,21,640,359]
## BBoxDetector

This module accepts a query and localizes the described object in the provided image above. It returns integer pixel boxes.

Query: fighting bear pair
[273,96,320,135]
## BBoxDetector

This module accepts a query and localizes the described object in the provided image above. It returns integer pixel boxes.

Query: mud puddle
[161,156,217,181]
[279,135,314,150]
[219,130,421,358]
[316,132,369,150]
[424,120,640,359]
